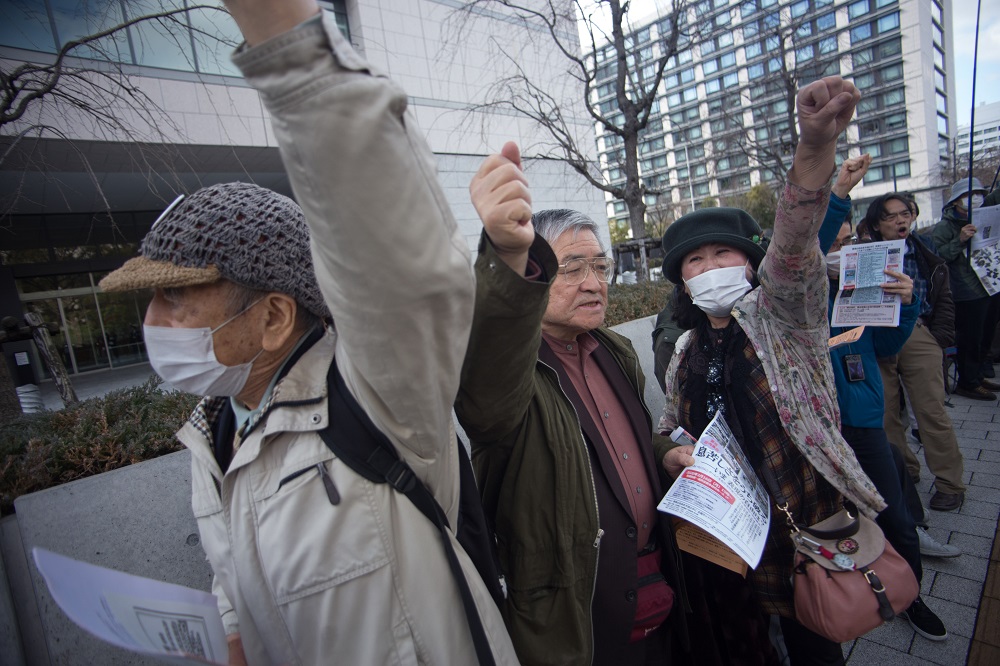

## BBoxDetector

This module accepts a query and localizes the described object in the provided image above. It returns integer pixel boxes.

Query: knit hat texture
[661,207,766,284]
[99,182,330,319]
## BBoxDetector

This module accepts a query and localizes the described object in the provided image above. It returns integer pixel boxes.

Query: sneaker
[980,379,1000,391]
[953,385,997,401]
[900,597,947,641]
[929,490,964,512]
[917,526,961,558]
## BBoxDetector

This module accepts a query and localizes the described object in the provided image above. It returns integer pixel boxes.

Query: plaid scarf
[677,321,841,618]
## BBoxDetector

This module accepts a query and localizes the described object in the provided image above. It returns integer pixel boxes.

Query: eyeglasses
[831,235,857,252]
[557,257,615,285]
[880,209,913,223]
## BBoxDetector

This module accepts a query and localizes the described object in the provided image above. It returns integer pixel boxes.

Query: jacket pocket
[251,453,391,605]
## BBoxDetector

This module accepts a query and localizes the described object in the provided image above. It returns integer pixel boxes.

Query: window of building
[719,32,734,48]
[677,167,689,179]
[690,144,706,159]
[865,166,885,183]
[723,72,739,88]
[664,73,680,88]
[931,1,942,25]
[704,59,720,75]
[694,182,711,196]
[747,62,765,79]
[768,57,783,73]
[862,142,882,157]
[716,11,731,27]
[815,12,836,31]
[857,97,878,114]
[851,23,873,43]
[853,47,874,67]
[790,0,809,18]
[741,1,759,18]
[937,113,948,135]
[796,22,813,39]
[936,91,947,114]
[848,0,870,19]
[893,161,910,177]
[743,21,760,39]
[667,92,682,106]
[705,78,722,93]
[888,137,908,154]
[745,41,763,58]
[933,46,944,70]
[880,38,902,58]
[877,12,899,34]
[932,23,943,47]
[763,12,780,29]
[679,49,693,63]
[683,86,699,102]
[819,36,838,54]
[720,51,737,68]
[886,112,906,131]
[762,0,778,7]
[883,88,905,106]
[853,72,875,88]
[881,63,903,81]
[702,39,717,55]
[875,0,896,6]
[797,45,815,62]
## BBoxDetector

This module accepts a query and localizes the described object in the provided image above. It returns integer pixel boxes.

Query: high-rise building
[591,0,956,234]
[956,101,1000,158]
[0,0,603,380]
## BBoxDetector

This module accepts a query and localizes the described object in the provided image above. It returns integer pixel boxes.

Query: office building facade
[1,0,603,379]
[592,0,956,234]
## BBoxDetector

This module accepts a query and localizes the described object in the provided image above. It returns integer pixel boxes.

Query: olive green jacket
[456,234,685,665]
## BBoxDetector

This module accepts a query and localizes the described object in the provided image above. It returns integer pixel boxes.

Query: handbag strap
[758,462,860,539]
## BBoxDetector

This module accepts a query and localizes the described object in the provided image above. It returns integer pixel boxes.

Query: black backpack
[319,359,505,666]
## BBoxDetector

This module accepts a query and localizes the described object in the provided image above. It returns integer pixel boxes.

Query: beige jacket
[177,13,517,665]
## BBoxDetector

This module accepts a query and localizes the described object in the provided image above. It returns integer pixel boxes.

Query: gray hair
[532,209,607,253]
[224,280,321,332]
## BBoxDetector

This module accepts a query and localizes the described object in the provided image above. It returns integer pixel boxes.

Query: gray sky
[952,0,999,127]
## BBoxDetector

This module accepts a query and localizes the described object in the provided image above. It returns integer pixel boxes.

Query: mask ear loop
[211,297,267,335]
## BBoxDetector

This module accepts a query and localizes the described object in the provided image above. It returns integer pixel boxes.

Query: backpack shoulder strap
[317,359,496,666]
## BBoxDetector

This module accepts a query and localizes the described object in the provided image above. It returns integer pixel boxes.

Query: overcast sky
[952,0,999,127]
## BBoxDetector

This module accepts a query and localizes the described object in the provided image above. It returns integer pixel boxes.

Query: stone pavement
[843,379,1000,665]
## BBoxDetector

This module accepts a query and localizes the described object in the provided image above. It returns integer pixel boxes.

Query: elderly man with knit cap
[99,1,518,664]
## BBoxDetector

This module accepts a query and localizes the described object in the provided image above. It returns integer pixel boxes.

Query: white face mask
[683,264,752,318]
[970,193,985,209]
[143,303,263,396]
[825,250,841,276]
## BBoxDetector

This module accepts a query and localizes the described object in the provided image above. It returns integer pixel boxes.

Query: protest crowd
[85,0,999,664]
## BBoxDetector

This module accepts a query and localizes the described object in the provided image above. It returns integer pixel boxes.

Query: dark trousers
[890,442,927,527]
[841,425,922,583]
[780,616,844,666]
[955,296,992,389]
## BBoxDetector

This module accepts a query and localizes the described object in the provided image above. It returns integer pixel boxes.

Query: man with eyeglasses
[455,142,691,664]
[858,194,965,514]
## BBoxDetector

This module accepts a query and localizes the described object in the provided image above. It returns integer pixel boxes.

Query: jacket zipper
[538,358,602,666]
[278,463,340,505]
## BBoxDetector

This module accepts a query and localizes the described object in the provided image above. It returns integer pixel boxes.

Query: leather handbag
[761,468,919,643]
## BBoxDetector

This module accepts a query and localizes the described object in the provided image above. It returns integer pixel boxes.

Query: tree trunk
[24,312,78,406]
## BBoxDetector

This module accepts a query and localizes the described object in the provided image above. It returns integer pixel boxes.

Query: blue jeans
[841,425,922,582]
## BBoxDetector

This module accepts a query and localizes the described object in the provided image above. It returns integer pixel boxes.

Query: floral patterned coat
[659,180,886,519]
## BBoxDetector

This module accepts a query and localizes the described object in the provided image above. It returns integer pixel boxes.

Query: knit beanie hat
[661,207,767,284]
[99,182,330,319]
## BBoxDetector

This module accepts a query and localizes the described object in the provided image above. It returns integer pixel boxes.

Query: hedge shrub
[0,377,196,515]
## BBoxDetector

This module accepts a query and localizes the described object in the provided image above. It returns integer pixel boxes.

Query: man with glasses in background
[859,194,965,514]
[455,143,691,665]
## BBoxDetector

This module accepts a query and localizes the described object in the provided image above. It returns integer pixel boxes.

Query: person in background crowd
[823,187,951,642]
[458,142,691,665]
[858,195,966,513]
[660,76,879,666]
[933,178,999,400]
[99,1,519,663]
